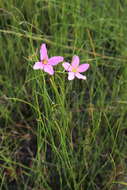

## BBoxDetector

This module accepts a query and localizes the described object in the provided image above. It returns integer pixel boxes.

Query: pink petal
[44,65,54,75]
[71,55,80,67]
[78,64,89,73]
[48,56,64,66]
[40,43,48,61]
[33,62,44,70]
[62,62,72,71]
[68,72,75,80]
[75,73,86,80]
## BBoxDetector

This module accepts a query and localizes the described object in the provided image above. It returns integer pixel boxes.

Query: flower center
[72,68,77,72]
[42,59,48,65]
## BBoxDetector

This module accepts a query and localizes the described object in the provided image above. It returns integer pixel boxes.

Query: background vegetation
[0,0,127,189]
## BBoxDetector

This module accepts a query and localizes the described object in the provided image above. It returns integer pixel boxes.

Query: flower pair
[33,43,89,80]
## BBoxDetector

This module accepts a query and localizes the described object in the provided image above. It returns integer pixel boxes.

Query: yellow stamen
[72,68,77,72]
[42,59,48,64]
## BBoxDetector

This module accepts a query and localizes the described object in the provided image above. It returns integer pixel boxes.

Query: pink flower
[62,55,89,80]
[33,43,64,75]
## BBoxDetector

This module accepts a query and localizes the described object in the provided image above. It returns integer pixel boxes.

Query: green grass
[0,0,127,189]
